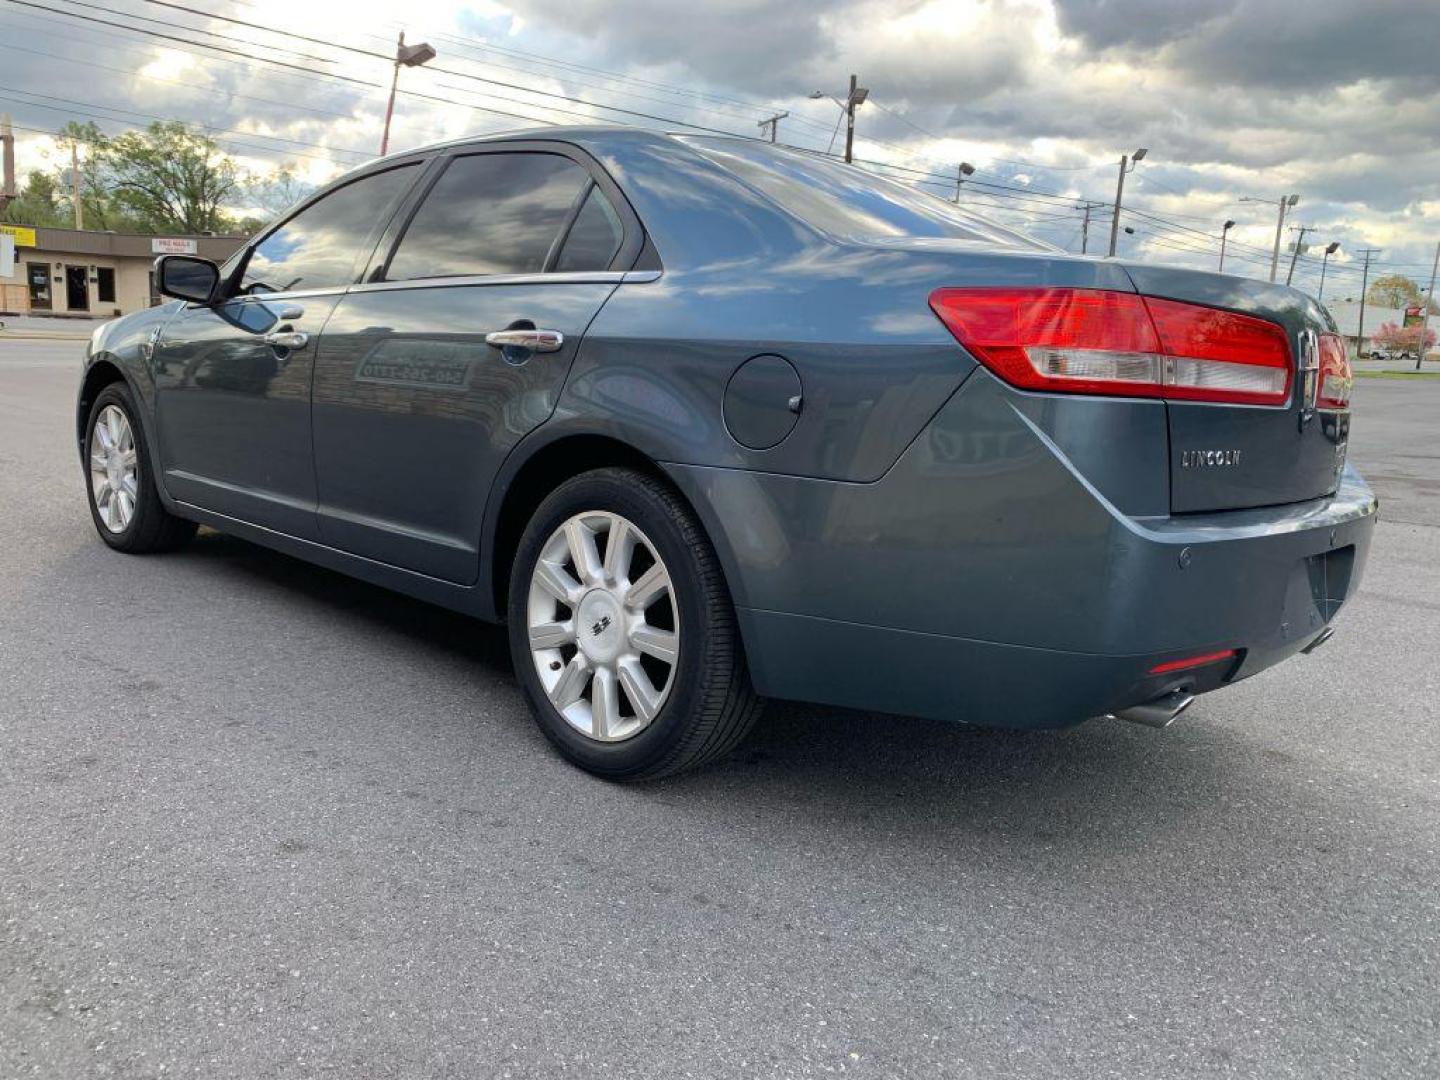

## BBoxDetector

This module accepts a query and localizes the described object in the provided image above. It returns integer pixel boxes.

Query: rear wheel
[508,467,760,780]
[84,382,196,553]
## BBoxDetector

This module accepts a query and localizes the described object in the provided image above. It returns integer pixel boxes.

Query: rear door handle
[485,329,564,353]
[264,329,309,350]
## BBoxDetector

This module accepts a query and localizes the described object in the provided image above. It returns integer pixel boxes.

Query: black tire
[507,467,761,780]
[84,381,197,553]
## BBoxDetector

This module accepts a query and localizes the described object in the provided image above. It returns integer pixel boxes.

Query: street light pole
[1107,147,1147,257]
[1240,193,1299,282]
[1218,219,1236,272]
[952,161,975,203]
[379,31,436,157]
[1270,195,1297,283]
[1317,241,1340,302]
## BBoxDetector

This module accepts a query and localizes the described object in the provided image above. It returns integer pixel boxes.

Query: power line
[0,87,363,162]
[120,0,752,136]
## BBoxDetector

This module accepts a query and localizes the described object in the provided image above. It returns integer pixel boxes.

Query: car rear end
[644,136,1376,728]
[921,263,1370,722]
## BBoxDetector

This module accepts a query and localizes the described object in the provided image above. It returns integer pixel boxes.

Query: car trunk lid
[1118,263,1350,513]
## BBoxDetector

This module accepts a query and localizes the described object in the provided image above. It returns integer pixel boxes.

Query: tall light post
[1317,241,1340,301]
[1107,147,1147,257]
[809,77,868,163]
[952,161,975,203]
[1218,219,1236,271]
[1243,193,1298,283]
[379,31,436,157]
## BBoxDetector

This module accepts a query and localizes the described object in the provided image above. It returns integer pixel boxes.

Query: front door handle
[485,329,564,353]
[264,329,309,350]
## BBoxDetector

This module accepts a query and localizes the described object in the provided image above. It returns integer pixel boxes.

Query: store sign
[0,224,37,248]
[1403,305,1425,328]
[151,237,198,255]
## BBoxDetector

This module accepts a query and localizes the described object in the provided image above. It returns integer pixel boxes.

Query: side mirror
[155,254,220,304]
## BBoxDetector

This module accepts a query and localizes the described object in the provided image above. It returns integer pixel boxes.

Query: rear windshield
[681,136,1052,251]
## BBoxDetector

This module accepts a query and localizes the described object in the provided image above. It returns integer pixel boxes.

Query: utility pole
[757,112,788,143]
[844,74,859,164]
[379,30,436,157]
[1078,201,1105,254]
[1270,195,1297,282]
[1107,147,1147,257]
[1218,219,1236,271]
[0,113,15,220]
[1354,248,1381,359]
[1418,240,1439,371]
[810,80,866,162]
[952,162,975,202]
[1285,224,1314,286]
[70,140,83,230]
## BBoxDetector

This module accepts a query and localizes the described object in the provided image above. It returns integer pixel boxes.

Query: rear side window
[242,164,417,293]
[555,186,625,272]
[387,153,591,280]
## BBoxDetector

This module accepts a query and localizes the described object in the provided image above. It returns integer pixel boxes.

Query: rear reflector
[1148,649,1238,676]
[1317,332,1352,409]
[929,288,1293,406]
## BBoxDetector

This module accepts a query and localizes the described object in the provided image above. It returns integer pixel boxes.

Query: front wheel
[84,382,197,553]
[507,468,760,780]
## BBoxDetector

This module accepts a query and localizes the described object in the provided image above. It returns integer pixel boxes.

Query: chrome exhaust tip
[1109,690,1196,730]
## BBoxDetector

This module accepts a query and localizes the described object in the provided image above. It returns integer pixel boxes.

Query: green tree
[91,121,242,233]
[1365,273,1422,309]
[1,170,67,227]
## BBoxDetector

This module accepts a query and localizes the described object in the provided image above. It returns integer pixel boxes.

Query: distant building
[0,225,245,318]
[1324,298,1415,356]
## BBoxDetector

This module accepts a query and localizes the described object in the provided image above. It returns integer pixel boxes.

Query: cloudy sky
[3,0,1438,299]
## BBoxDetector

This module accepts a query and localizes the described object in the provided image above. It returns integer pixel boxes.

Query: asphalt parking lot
[2,339,1437,1079]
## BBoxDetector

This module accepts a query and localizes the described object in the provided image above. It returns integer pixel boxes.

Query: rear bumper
[665,370,1376,728]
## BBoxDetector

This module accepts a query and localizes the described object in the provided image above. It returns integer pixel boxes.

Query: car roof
[370,124,689,166]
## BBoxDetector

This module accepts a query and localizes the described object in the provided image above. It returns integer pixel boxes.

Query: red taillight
[1316,332,1352,410]
[1148,649,1238,676]
[929,287,1293,406]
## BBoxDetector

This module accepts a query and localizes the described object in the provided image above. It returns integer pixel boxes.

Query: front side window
[386,153,591,280]
[241,163,418,293]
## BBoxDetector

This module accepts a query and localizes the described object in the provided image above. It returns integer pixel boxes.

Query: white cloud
[1,0,1435,291]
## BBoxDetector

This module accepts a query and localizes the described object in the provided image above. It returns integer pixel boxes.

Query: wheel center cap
[575,589,625,664]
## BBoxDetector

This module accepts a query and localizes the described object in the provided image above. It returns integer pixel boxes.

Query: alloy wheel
[89,404,139,534]
[526,511,679,742]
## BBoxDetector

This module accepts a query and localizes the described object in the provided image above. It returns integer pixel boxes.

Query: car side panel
[560,250,1137,484]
